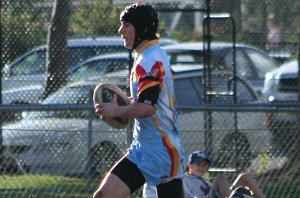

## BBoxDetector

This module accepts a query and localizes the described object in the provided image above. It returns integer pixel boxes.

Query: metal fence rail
[0,104,299,197]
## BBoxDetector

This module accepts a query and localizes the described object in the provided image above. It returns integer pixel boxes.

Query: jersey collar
[134,39,159,55]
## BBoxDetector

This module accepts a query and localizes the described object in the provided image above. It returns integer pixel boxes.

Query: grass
[0,174,98,198]
[0,174,299,198]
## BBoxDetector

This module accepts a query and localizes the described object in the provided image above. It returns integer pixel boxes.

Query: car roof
[67,52,131,75]
[162,42,256,51]
[30,37,125,50]
[71,37,178,65]
[78,52,130,63]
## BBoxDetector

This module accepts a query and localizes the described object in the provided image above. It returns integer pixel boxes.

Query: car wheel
[0,153,30,174]
[213,132,252,171]
[91,141,120,176]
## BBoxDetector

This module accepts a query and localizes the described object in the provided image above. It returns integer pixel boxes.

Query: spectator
[267,13,281,50]
[183,151,265,198]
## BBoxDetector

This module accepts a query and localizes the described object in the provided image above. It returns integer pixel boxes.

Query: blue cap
[188,151,210,164]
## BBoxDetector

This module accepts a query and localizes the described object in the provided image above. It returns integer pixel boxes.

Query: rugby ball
[93,83,130,129]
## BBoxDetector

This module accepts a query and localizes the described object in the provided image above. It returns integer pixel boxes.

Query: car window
[24,85,93,119]
[224,49,255,79]
[68,58,129,82]
[9,45,127,77]
[244,48,278,78]
[67,46,127,68]
[10,50,46,76]
[167,50,226,70]
[68,47,96,67]
[43,85,92,104]
[169,52,203,65]
[174,77,203,106]
[235,80,258,103]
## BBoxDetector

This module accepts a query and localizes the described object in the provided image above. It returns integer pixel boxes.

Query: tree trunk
[43,0,71,99]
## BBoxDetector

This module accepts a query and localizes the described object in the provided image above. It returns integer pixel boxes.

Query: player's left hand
[95,94,119,118]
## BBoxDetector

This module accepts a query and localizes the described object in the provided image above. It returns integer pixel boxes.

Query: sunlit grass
[0,174,299,198]
[0,174,98,198]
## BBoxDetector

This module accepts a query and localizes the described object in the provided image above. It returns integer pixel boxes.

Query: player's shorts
[111,156,184,198]
[126,138,185,186]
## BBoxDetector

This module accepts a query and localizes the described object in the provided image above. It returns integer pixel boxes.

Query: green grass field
[0,175,97,198]
[0,174,299,198]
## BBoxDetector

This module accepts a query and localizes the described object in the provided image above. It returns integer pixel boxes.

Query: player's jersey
[183,173,213,198]
[126,39,186,186]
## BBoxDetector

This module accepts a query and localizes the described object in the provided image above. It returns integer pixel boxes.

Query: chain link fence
[1,0,300,197]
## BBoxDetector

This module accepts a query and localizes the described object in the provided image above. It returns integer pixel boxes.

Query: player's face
[118,21,135,49]
[188,161,208,177]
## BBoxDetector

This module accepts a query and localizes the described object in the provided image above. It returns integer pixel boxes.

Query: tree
[69,0,123,36]
[43,0,71,98]
[0,0,48,66]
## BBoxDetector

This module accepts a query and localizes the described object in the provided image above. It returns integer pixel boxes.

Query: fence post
[86,91,94,192]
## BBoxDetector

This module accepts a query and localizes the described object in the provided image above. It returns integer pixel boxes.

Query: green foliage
[171,31,203,42]
[1,0,48,64]
[69,0,123,37]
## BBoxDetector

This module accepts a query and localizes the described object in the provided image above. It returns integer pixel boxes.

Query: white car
[262,59,299,153]
[262,60,298,102]
[2,67,270,175]
[2,81,128,176]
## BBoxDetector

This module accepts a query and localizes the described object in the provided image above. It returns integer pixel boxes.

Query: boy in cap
[94,3,186,198]
[183,151,265,198]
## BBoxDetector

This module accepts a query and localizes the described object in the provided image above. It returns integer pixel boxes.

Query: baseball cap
[188,151,210,165]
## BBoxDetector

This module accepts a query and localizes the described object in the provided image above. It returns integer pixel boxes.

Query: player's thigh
[156,178,183,198]
[93,172,130,198]
[94,157,145,198]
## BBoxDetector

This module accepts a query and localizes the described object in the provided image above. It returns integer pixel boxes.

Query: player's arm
[115,82,160,118]
[116,101,155,119]
[96,88,157,119]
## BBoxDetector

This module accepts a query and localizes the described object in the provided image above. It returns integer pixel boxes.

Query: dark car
[163,42,279,96]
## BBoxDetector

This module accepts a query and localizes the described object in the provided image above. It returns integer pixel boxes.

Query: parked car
[2,81,127,176]
[1,37,176,105]
[162,42,279,97]
[1,37,128,104]
[67,53,130,83]
[262,59,300,154]
[0,52,131,122]
[2,66,271,175]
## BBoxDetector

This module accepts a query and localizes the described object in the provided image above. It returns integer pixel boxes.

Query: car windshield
[175,76,203,106]
[67,58,129,82]
[168,50,226,70]
[24,85,93,119]
[67,46,128,69]
[245,48,278,78]
[10,50,46,76]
